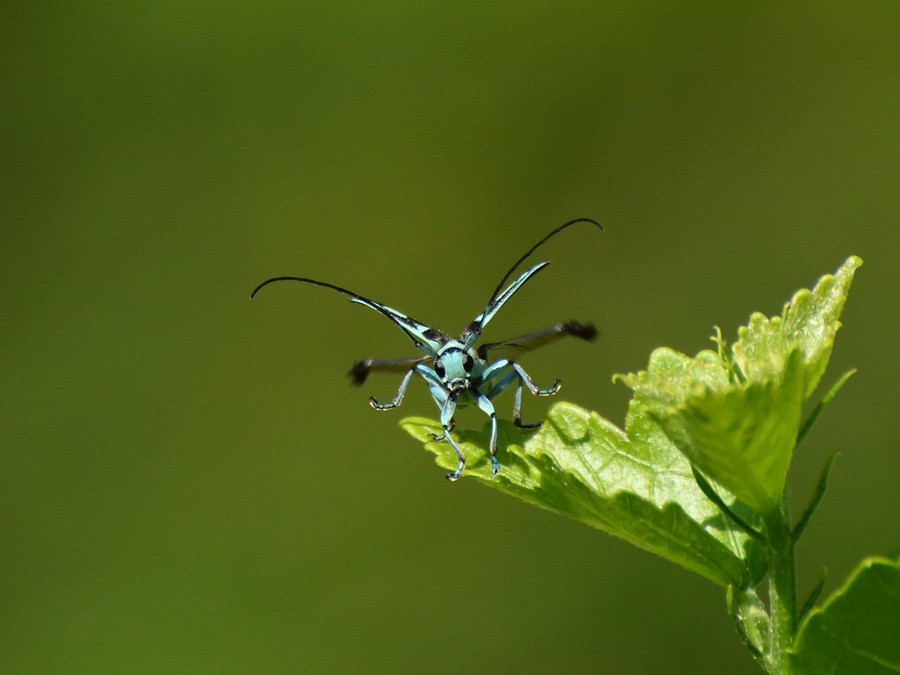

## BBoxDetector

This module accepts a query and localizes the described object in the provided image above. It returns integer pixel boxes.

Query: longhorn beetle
[251,217,602,480]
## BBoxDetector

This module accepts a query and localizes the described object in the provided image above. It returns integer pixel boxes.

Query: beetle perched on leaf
[252,218,602,480]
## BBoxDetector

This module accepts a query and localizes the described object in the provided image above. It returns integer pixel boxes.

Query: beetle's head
[435,345,479,393]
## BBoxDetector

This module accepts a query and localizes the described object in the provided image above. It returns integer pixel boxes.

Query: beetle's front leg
[511,377,541,428]
[418,368,454,442]
[439,395,466,481]
[368,368,416,410]
[482,368,539,428]
[511,362,561,397]
[471,389,499,477]
[428,417,455,442]
[509,362,560,428]
[480,359,559,429]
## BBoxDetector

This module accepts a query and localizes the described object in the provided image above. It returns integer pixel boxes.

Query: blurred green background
[2,3,898,673]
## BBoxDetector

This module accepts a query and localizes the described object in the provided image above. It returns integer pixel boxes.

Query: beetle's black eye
[435,362,445,378]
[462,354,474,372]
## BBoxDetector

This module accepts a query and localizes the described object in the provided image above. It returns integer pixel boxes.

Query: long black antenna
[250,276,436,352]
[485,217,603,307]
[251,276,364,301]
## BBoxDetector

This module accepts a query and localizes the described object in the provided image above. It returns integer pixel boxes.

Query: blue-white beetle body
[252,218,602,480]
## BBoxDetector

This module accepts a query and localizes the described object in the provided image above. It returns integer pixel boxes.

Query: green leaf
[401,400,766,588]
[792,452,839,543]
[799,568,828,624]
[728,586,769,663]
[796,369,856,449]
[790,556,900,674]
[616,256,862,514]
[733,257,861,402]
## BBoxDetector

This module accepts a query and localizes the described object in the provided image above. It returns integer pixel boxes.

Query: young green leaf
[790,556,900,674]
[401,400,766,589]
[792,452,839,543]
[798,568,828,624]
[616,256,862,514]
[795,369,856,449]
[728,586,769,664]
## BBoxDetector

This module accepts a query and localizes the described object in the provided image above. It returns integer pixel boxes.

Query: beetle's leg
[471,389,499,477]
[419,371,452,441]
[479,358,511,385]
[429,417,455,442]
[511,362,561,397]
[511,377,541,429]
[443,432,467,481]
[486,368,543,429]
[482,365,517,399]
[440,395,465,480]
[482,358,560,397]
[368,368,416,410]
[480,359,559,428]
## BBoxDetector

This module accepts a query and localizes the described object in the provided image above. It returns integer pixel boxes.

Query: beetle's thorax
[434,340,485,393]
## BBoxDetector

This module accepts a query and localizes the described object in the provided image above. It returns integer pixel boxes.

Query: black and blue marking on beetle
[251,218,602,480]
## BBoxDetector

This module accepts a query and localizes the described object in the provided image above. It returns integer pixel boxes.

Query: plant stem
[764,505,798,674]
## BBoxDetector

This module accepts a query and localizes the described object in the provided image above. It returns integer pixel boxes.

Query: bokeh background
[3,3,898,673]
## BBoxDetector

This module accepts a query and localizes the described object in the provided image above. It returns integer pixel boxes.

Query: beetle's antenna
[485,217,603,307]
[251,276,365,301]
[459,218,603,347]
[251,276,441,353]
